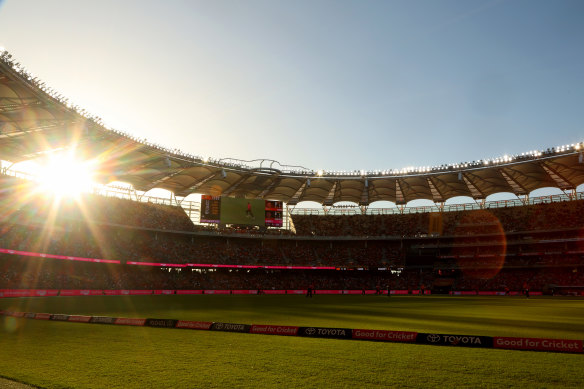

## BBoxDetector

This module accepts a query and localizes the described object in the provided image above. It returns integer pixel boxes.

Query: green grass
[1,295,583,388]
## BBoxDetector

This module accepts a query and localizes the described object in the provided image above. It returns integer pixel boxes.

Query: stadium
[2,2,584,387]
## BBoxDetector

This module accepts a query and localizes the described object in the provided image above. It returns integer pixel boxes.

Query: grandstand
[0,52,584,293]
[1,50,584,296]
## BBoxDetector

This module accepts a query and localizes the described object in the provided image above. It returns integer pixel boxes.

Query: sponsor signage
[494,337,583,353]
[317,290,344,295]
[260,290,286,295]
[146,318,178,328]
[114,318,147,326]
[176,320,213,330]
[352,329,417,343]
[298,326,352,339]
[128,290,154,295]
[210,322,251,333]
[90,316,117,324]
[24,312,36,319]
[50,314,70,321]
[176,290,204,295]
[417,333,493,348]
[153,290,175,295]
[1,290,34,297]
[250,325,299,336]
[33,289,59,297]
[103,290,123,295]
[35,313,51,320]
[68,315,92,323]
[60,290,103,296]
[205,290,231,295]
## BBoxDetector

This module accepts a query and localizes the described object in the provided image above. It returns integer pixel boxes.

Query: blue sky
[0,0,582,173]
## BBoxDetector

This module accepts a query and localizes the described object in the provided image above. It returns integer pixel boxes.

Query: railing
[289,192,583,216]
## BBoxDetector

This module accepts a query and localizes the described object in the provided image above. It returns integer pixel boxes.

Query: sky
[0,0,583,175]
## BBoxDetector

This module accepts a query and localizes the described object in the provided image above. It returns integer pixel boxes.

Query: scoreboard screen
[200,195,221,223]
[265,200,283,227]
[199,197,283,227]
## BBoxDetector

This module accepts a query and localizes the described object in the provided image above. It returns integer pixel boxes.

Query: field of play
[1,295,583,388]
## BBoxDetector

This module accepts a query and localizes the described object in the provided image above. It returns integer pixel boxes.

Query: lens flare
[38,153,95,198]
[452,210,507,280]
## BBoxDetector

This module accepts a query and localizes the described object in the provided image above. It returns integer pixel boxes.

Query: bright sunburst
[37,153,96,198]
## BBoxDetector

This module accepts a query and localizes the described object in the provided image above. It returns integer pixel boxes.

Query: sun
[37,153,96,198]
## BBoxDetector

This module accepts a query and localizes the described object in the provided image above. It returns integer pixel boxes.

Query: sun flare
[37,153,95,198]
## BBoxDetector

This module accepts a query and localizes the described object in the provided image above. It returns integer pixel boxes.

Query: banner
[176,290,204,295]
[146,318,178,328]
[153,290,175,295]
[250,325,299,336]
[298,326,352,339]
[50,314,70,321]
[68,315,92,323]
[494,337,583,353]
[316,290,343,295]
[60,290,103,296]
[176,320,213,330]
[203,290,231,295]
[416,333,493,348]
[103,290,123,295]
[114,318,146,326]
[90,316,117,324]
[260,290,286,295]
[210,322,251,333]
[352,329,417,342]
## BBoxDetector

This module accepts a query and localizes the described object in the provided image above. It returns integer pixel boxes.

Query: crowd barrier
[0,289,420,297]
[1,310,581,354]
[2,289,550,298]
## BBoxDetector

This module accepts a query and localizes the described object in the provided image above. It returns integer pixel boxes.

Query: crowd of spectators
[291,200,584,237]
[0,258,411,291]
[2,255,582,293]
[1,173,583,294]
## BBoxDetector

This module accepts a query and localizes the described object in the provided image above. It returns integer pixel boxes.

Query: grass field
[1,295,583,388]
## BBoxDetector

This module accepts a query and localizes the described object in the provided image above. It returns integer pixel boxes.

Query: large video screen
[200,197,283,227]
[219,197,266,226]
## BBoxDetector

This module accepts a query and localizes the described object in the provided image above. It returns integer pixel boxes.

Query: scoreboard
[200,196,283,227]
[265,200,283,227]
[200,195,220,223]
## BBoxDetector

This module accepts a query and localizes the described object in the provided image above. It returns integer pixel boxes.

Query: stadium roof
[1,51,584,206]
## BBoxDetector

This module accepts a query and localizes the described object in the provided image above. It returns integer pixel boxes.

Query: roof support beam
[256,175,280,199]
[222,174,249,196]
[0,97,43,113]
[146,165,191,189]
[460,172,484,199]
[540,163,574,190]
[396,180,405,205]
[179,171,221,195]
[426,177,444,203]
[287,179,309,205]
[499,169,528,195]
[359,179,369,206]
[323,181,338,206]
